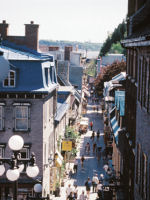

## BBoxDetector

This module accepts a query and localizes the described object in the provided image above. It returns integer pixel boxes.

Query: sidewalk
[53,98,106,200]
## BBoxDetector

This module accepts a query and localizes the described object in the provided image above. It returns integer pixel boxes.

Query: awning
[110,116,120,144]
[55,150,63,167]
[55,103,69,122]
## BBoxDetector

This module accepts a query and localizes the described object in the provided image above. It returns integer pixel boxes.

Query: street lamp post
[0,135,39,200]
[26,183,50,200]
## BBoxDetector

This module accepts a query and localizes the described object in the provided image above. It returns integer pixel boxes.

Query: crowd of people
[63,90,112,200]
[66,173,105,200]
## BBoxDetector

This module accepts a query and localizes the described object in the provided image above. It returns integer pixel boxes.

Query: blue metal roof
[55,102,69,122]
[57,91,70,103]
[69,65,83,90]
[0,41,53,61]
[0,47,57,93]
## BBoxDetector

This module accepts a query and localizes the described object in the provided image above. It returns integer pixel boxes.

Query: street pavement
[53,98,106,200]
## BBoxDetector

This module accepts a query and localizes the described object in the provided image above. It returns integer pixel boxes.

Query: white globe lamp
[26,165,39,178]
[0,164,5,176]
[8,135,24,151]
[6,169,20,181]
[34,183,42,193]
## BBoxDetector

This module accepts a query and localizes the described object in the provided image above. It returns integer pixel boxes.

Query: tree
[109,42,124,54]
[94,60,126,95]
[100,20,127,56]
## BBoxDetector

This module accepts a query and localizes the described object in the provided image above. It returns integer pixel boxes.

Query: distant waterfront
[78,50,99,59]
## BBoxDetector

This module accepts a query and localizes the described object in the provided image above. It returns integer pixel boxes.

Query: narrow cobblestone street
[53,97,107,200]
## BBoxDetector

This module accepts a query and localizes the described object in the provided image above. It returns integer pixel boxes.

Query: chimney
[64,46,73,61]
[0,20,9,40]
[25,21,39,51]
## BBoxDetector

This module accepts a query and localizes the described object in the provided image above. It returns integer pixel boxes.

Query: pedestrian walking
[97,147,102,162]
[90,121,93,130]
[93,142,97,155]
[91,131,95,141]
[92,174,99,193]
[96,106,99,114]
[97,180,103,199]
[85,142,90,155]
[73,185,78,199]
[80,155,85,169]
[79,190,87,200]
[66,184,72,200]
[85,177,91,200]
[68,192,75,200]
[99,174,104,183]
[97,129,100,139]
[73,159,78,173]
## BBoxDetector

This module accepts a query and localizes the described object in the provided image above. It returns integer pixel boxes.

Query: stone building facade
[122,0,150,199]
[0,44,58,199]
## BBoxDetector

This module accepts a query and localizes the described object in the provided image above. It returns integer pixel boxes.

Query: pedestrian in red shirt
[90,121,93,130]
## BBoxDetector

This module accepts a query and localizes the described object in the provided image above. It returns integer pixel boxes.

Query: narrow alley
[54,95,112,200]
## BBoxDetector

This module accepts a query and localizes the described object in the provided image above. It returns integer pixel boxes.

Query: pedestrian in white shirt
[97,180,103,199]
[73,159,78,173]
[79,190,87,200]
[66,184,72,200]
[92,174,99,193]
[73,185,78,199]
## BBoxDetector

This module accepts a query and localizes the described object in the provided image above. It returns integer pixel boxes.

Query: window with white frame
[3,70,15,87]
[20,145,30,159]
[19,145,30,172]
[14,104,30,131]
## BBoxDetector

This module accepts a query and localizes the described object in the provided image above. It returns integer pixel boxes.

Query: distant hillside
[39,40,102,51]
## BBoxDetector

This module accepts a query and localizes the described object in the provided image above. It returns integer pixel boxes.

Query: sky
[1,0,128,43]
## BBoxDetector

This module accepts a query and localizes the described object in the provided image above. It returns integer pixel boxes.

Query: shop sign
[62,140,72,151]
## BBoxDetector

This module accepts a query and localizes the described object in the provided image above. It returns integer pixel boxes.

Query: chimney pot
[30,21,34,24]
[2,20,6,24]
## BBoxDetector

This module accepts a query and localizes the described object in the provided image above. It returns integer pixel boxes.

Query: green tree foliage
[85,59,96,77]
[100,20,127,56]
[94,60,126,94]
[109,42,124,54]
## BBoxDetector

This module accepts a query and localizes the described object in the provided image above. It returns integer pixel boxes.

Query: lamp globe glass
[6,169,20,181]
[0,164,5,176]
[26,165,39,178]
[8,135,24,151]
[34,183,42,193]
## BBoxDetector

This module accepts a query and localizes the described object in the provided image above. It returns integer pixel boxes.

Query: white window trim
[20,145,30,159]
[15,106,29,131]
[3,70,16,88]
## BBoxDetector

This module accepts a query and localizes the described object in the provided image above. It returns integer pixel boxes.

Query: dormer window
[3,70,15,87]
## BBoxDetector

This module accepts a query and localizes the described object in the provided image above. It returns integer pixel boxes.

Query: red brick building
[0,20,39,51]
